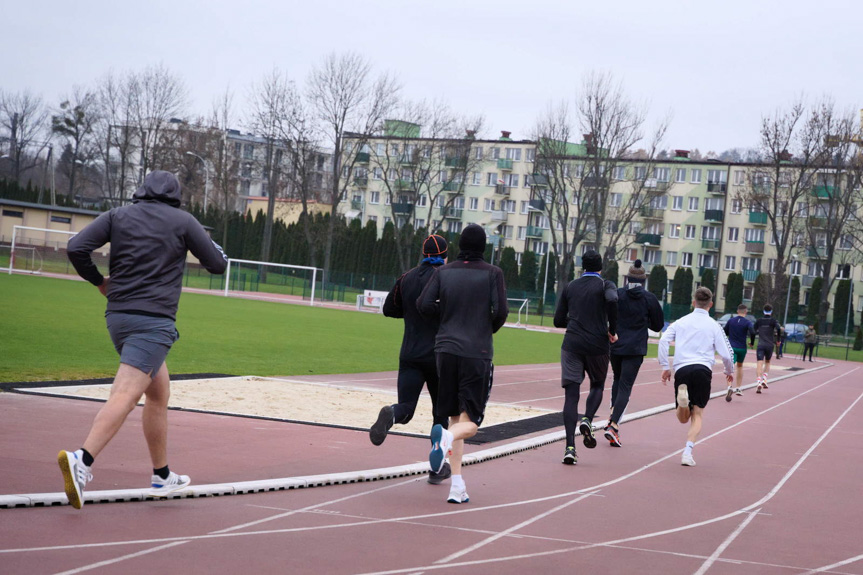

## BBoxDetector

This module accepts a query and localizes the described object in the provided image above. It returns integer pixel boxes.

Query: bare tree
[0,89,50,185]
[52,86,99,198]
[128,63,188,177]
[93,70,139,205]
[307,52,400,289]
[209,88,240,248]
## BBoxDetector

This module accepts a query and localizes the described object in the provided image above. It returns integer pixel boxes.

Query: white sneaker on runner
[447,484,470,504]
[681,453,696,467]
[149,471,191,497]
[58,450,92,510]
[429,424,453,474]
[676,384,690,417]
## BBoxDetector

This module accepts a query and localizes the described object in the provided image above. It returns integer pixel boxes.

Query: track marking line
[693,508,761,575]
[800,552,863,574]
[51,541,187,575]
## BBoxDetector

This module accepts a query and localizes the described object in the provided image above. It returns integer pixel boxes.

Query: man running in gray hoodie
[58,171,228,509]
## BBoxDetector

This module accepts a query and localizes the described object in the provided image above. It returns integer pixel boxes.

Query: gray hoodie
[67,171,228,320]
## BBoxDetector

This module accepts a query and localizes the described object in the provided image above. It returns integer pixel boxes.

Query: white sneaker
[681,452,696,467]
[676,384,690,417]
[429,424,453,474]
[149,471,191,497]
[447,484,470,504]
[58,450,92,509]
[734,388,743,396]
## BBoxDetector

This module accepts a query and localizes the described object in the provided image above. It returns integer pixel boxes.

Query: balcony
[525,225,544,238]
[530,173,549,187]
[350,198,364,210]
[808,216,828,229]
[701,239,721,251]
[745,240,765,254]
[443,181,462,192]
[635,233,662,245]
[353,176,368,188]
[391,202,414,215]
[704,209,724,223]
[751,183,771,199]
[490,210,508,222]
[355,152,370,163]
[707,182,727,194]
[440,207,463,219]
[444,156,468,168]
[699,266,718,278]
[396,179,415,191]
[742,269,761,282]
[584,176,609,189]
[749,211,768,225]
[399,153,416,165]
[639,206,664,219]
[644,180,669,192]
[494,184,509,196]
[529,198,546,211]
[807,246,827,259]
[812,185,835,199]
[497,158,513,171]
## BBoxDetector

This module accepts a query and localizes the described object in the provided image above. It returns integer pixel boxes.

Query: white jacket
[658,308,735,375]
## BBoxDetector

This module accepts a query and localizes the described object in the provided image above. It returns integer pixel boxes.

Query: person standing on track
[59,171,228,509]
[752,304,782,394]
[553,250,618,464]
[803,325,817,362]
[659,287,735,467]
[370,234,451,485]
[605,260,664,447]
[418,224,508,504]
[723,304,755,401]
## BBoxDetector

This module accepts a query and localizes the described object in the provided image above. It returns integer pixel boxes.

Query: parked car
[784,323,809,343]
[716,313,756,328]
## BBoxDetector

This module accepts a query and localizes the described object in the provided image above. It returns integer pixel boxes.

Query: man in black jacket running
[554,250,618,465]
[418,224,508,504]
[370,234,451,485]
[605,260,664,447]
[58,171,227,509]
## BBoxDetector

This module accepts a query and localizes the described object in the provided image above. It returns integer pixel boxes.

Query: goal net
[507,298,530,327]
[223,258,322,306]
[5,225,107,276]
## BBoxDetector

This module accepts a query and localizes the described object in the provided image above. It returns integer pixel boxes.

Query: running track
[2,359,862,574]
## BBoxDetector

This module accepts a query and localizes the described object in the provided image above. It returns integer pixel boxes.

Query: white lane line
[433,492,599,565]
[51,541,187,575]
[693,508,761,575]
[209,477,418,534]
[800,553,863,574]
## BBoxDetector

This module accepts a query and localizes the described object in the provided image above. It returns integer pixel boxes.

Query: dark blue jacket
[610,285,664,356]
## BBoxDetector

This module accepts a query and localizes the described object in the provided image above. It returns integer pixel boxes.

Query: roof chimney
[500,130,512,141]
[674,149,690,159]
[778,150,793,161]
[466,129,476,139]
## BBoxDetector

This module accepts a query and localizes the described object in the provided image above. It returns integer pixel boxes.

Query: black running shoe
[562,446,577,464]
[428,461,452,484]
[725,387,733,402]
[579,417,596,449]
[369,405,394,446]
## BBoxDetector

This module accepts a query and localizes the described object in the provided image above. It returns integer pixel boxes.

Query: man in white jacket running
[658,287,735,466]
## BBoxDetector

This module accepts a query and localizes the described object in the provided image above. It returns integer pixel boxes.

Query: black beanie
[582,250,603,272]
[422,234,448,257]
[459,224,486,253]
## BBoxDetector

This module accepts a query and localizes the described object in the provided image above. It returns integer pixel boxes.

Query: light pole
[186,151,210,211]
[783,254,798,325]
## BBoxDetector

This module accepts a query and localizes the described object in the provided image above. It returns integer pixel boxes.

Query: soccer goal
[5,225,104,276]
[507,298,530,327]
[223,258,322,306]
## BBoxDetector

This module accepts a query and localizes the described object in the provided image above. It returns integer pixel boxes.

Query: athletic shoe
[562,446,577,464]
[604,426,622,447]
[761,378,769,389]
[681,452,696,466]
[447,484,470,504]
[428,462,452,485]
[725,387,733,402]
[734,388,743,396]
[676,384,690,413]
[369,405,395,446]
[57,450,92,510]
[149,471,191,497]
[756,384,762,394]
[429,424,453,474]
[579,417,596,449]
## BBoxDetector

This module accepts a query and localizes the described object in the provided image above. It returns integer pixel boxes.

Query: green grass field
[0,274,568,382]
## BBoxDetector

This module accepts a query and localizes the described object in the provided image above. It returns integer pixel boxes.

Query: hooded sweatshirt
[610,284,665,356]
[67,171,228,320]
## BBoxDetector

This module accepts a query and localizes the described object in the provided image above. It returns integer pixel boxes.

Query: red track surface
[2,359,862,574]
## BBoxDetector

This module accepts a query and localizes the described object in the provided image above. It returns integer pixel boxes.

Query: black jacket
[416,251,508,359]
[610,285,665,356]
[554,273,618,356]
[383,262,441,361]
[67,171,228,320]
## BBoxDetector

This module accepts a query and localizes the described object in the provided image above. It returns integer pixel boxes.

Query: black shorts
[673,364,713,409]
[435,352,493,426]
[756,346,774,361]
[560,349,609,388]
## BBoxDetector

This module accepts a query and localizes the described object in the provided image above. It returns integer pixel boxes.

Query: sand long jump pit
[20,375,554,438]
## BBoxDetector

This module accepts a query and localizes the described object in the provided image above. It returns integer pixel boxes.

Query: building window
[681,252,693,267]
[484,198,495,212]
[50,215,72,224]
[613,166,626,180]
[503,174,519,187]
[517,226,526,240]
[243,144,254,159]
[675,168,687,183]
[368,215,378,224]
[2,209,24,218]
[666,251,677,266]
[624,248,638,262]
[690,169,702,184]
[503,199,516,213]
[724,255,736,271]
[469,197,478,211]
[685,225,696,239]
[727,227,739,242]
[502,225,513,239]
[525,148,535,162]
[370,191,380,204]
[505,148,522,161]
[733,170,745,185]
[486,172,498,186]
[471,172,481,186]
[654,167,670,182]
[671,196,683,211]
[415,218,425,229]
[609,193,622,207]
[644,249,662,264]
[668,224,680,238]
[688,197,699,211]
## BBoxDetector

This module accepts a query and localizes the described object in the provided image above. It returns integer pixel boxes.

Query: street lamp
[185,151,210,211]
[783,254,799,326]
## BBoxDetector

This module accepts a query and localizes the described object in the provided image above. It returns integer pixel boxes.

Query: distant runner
[723,304,755,400]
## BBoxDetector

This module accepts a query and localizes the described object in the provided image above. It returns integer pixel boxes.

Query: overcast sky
[3,0,861,152]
